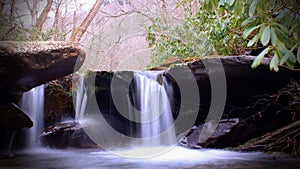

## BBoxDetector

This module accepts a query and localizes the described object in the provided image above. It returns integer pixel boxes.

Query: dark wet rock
[0,103,33,131]
[87,71,138,137]
[40,121,97,148]
[0,41,85,102]
[190,80,298,149]
[83,56,300,138]
[180,118,240,148]
[44,75,75,127]
[234,120,300,159]
[164,56,297,125]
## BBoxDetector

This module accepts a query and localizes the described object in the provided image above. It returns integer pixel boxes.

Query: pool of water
[1,147,300,169]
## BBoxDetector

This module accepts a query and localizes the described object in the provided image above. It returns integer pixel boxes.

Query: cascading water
[18,85,44,149]
[134,72,176,146]
[75,71,176,147]
[74,71,177,158]
[75,74,87,121]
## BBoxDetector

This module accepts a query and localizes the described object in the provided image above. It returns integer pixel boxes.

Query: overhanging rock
[0,41,85,102]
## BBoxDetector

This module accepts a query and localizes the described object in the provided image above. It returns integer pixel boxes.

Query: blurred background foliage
[146,0,300,71]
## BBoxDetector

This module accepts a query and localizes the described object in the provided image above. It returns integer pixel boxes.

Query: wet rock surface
[234,120,300,159]
[40,121,97,148]
[180,118,240,149]
[179,79,300,158]
[44,75,75,127]
[0,103,33,130]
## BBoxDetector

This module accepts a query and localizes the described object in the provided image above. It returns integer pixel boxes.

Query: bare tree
[9,0,16,23]
[52,0,63,40]
[25,0,39,26]
[70,0,104,42]
[35,0,53,30]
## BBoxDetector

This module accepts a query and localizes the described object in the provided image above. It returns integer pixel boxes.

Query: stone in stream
[179,118,240,149]
[40,121,97,148]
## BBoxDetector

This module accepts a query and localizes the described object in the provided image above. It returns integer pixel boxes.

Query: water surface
[1,147,300,169]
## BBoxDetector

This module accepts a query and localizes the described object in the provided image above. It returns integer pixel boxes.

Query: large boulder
[40,121,97,148]
[0,41,85,102]
[165,56,297,125]
[179,118,240,149]
[81,56,299,138]
[0,103,33,130]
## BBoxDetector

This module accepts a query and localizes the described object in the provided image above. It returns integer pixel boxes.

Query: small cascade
[134,72,176,146]
[74,71,177,151]
[18,85,44,149]
[75,74,87,121]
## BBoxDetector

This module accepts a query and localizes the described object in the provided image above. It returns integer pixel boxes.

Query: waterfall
[75,71,177,150]
[134,72,176,146]
[18,85,44,149]
[75,74,87,121]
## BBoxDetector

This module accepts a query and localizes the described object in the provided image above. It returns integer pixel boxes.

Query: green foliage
[0,14,56,41]
[146,0,248,67]
[146,0,300,71]
[243,0,300,71]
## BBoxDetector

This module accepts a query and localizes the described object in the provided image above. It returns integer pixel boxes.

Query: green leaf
[277,42,288,58]
[289,22,299,35]
[249,0,257,16]
[273,23,289,35]
[225,0,235,6]
[270,27,277,46]
[297,46,300,63]
[276,9,289,20]
[293,32,298,41]
[270,53,279,72]
[261,26,270,46]
[275,29,290,46]
[280,44,297,65]
[285,59,295,69]
[247,29,262,47]
[242,17,255,26]
[243,24,262,39]
[251,47,270,68]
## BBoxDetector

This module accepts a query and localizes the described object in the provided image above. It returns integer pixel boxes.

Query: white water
[134,71,176,146]
[18,85,44,149]
[73,72,179,158]
[75,74,87,121]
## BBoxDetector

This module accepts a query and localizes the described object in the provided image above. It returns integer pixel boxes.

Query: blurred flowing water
[18,85,44,149]
[4,74,298,168]
[134,71,176,146]
[1,147,300,169]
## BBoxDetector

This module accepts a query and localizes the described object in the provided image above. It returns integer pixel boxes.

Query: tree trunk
[35,0,54,31]
[53,0,63,40]
[70,0,103,42]
[25,0,39,26]
[9,0,16,23]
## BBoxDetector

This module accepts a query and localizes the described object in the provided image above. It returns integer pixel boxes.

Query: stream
[1,147,300,169]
